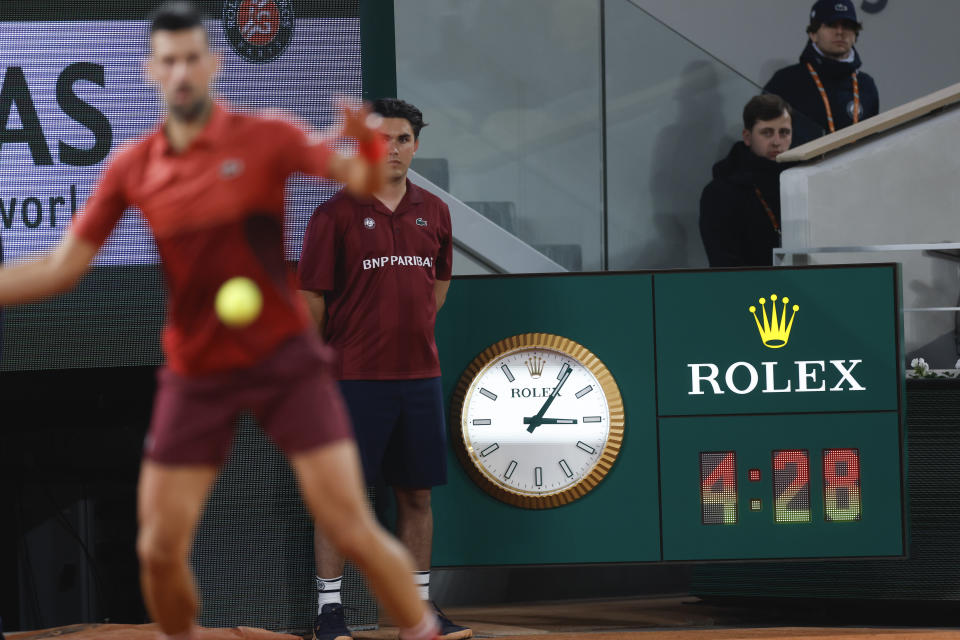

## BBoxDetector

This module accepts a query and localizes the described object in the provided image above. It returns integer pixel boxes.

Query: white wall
[779,104,960,364]
[635,0,960,111]
[781,106,960,249]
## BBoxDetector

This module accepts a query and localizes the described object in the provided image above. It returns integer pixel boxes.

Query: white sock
[413,570,430,600]
[317,575,343,610]
[399,610,439,640]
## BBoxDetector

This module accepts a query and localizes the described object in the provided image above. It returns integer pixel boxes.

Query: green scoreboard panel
[432,265,905,565]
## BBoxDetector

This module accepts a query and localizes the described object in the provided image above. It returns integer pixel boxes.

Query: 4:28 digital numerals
[700,449,861,525]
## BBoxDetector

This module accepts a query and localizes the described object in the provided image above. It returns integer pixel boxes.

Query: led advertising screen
[0,1,360,370]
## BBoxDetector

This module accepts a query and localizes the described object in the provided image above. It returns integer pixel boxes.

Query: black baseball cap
[810,0,861,27]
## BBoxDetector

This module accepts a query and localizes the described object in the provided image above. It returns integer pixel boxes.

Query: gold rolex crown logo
[525,355,545,378]
[749,294,799,349]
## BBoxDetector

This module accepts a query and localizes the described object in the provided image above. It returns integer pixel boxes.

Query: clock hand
[525,366,572,433]
[522,417,578,424]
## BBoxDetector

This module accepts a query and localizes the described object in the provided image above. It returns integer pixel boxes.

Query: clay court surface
[10,597,960,640]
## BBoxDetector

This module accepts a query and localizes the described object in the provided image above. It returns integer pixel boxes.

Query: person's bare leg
[292,440,430,630]
[314,527,347,585]
[137,461,218,636]
[395,486,473,640]
[394,488,433,571]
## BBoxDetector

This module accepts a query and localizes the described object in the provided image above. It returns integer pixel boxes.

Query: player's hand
[336,155,385,197]
[339,100,383,145]
[334,100,386,196]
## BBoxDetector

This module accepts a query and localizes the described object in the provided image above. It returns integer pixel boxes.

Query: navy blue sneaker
[313,602,352,640]
[431,601,472,640]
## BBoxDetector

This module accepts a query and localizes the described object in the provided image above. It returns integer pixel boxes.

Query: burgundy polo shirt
[72,102,334,375]
[298,180,453,380]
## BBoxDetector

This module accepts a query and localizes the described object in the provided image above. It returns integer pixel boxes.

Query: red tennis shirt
[72,103,334,375]
[297,182,453,380]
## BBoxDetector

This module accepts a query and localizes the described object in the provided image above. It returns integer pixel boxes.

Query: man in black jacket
[700,95,793,267]
[764,0,878,146]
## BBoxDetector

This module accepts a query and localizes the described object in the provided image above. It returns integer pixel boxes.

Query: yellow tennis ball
[215,277,262,328]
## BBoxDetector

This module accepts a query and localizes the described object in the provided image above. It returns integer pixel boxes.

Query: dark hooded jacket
[699,141,788,267]
[764,41,879,146]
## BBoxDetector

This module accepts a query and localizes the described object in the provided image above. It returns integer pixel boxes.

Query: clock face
[452,334,624,509]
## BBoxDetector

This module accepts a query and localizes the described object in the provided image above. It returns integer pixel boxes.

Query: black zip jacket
[764,41,879,146]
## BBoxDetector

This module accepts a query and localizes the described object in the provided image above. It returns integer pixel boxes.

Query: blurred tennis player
[0,3,439,639]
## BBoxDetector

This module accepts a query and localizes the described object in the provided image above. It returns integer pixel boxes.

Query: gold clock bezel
[450,332,625,509]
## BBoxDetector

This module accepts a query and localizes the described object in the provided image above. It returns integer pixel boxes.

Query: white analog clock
[451,333,625,509]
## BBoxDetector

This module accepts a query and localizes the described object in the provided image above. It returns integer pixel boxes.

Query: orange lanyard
[806,62,859,133]
[753,186,780,237]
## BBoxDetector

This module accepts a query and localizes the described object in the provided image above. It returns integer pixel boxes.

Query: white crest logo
[363,217,376,229]
[835,3,848,11]
[220,159,244,179]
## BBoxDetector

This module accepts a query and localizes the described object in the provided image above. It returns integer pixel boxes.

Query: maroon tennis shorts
[145,332,353,465]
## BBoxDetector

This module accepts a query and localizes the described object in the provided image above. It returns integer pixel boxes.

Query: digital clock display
[824,449,862,522]
[700,448,861,526]
[773,450,811,522]
[661,412,897,561]
[700,452,737,525]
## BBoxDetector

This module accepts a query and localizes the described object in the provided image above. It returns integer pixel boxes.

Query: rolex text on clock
[451,333,625,508]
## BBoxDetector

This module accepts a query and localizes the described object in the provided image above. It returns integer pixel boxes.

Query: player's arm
[0,231,99,305]
[299,289,327,336]
[1,147,134,305]
[0,147,131,305]
[434,203,453,313]
[290,103,385,196]
[297,210,335,337]
[327,104,386,196]
[325,153,383,198]
[434,279,450,312]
